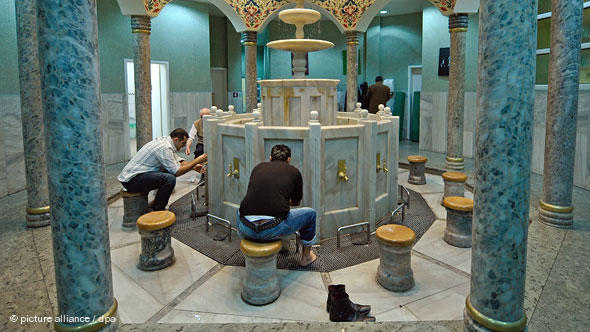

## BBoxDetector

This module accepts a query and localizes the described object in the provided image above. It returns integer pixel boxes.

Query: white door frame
[406,65,422,140]
[124,59,171,151]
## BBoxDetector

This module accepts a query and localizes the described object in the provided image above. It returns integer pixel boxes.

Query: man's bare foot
[300,250,317,266]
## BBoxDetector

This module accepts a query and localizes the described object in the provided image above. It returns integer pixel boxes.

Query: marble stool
[121,189,148,229]
[240,239,282,305]
[407,155,428,185]
[376,224,416,292]
[442,171,467,204]
[136,211,176,271]
[442,197,473,248]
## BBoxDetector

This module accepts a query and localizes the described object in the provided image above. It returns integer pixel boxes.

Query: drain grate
[169,186,436,272]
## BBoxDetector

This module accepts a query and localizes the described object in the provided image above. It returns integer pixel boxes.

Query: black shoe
[327,284,371,315]
[329,292,376,322]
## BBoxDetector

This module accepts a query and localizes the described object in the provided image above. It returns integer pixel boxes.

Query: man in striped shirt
[118,128,207,210]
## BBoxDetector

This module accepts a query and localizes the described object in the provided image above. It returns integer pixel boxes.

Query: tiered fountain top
[266,0,334,53]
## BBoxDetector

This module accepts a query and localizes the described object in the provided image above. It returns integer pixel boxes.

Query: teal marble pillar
[537,0,583,229]
[15,0,51,227]
[36,0,118,330]
[445,13,468,171]
[464,0,536,331]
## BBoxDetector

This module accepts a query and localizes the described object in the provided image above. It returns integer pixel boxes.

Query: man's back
[367,82,391,114]
[239,161,303,220]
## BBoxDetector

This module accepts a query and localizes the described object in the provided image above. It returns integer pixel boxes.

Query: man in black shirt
[238,144,317,266]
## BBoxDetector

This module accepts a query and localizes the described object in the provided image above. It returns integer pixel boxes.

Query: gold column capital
[131,16,151,34]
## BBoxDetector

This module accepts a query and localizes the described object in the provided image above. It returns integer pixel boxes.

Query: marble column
[243,31,258,113]
[37,1,118,331]
[445,13,468,171]
[132,15,152,150]
[346,31,359,113]
[537,0,583,229]
[464,1,536,331]
[15,0,50,227]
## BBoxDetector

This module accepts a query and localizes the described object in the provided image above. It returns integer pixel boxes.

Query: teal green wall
[227,20,242,92]
[97,0,211,93]
[421,3,478,93]
[364,13,422,94]
[0,0,19,94]
[210,16,228,68]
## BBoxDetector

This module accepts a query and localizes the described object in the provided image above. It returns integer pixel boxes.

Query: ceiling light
[380,10,387,14]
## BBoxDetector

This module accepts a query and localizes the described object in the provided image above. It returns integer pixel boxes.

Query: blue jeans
[237,207,317,246]
[121,171,176,211]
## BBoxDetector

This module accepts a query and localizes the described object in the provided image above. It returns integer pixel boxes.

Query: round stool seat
[121,189,145,198]
[376,224,416,247]
[408,155,427,163]
[137,211,176,231]
[240,239,282,257]
[442,171,467,182]
[443,197,473,212]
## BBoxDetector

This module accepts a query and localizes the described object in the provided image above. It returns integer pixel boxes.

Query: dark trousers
[121,171,176,211]
[194,143,204,159]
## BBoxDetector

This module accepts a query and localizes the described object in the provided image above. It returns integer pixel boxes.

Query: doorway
[406,66,422,140]
[124,60,170,156]
[210,67,228,110]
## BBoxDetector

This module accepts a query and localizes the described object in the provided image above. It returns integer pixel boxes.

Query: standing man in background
[185,108,210,158]
[367,76,393,114]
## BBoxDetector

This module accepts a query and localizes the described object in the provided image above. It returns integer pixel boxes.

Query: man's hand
[193,164,204,173]
[185,140,192,155]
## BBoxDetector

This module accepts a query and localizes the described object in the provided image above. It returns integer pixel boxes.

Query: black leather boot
[326,284,371,315]
[329,292,376,322]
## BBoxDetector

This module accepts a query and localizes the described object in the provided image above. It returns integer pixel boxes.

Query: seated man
[238,144,317,266]
[118,128,207,211]
[185,108,210,159]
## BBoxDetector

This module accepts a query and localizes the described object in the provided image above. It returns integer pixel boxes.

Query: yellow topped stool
[136,211,176,271]
[240,239,282,305]
[376,224,416,292]
[407,155,427,185]
[443,196,473,212]
[442,171,468,204]
[443,196,474,248]
[121,188,148,229]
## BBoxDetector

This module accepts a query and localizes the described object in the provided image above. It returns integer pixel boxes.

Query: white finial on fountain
[257,102,262,110]
[354,102,362,113]
[253,110,261,122]
[360,109,368,119]
[228,105,235,115]
[384,106,392,116]
[310,110,319,122]
[378,104,385,115]
[211,106,218,113]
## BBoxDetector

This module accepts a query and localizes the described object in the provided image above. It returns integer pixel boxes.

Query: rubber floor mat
[169,186,436,272]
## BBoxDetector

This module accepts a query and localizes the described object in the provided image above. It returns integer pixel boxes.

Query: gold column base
[54,298,118,332]
[539,200,574,213]
[26,205,50,214]
[465,295,526,332]
[446,156,464,163]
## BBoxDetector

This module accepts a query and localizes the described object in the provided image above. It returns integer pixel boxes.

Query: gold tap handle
[226,163,233,177]
[383,161,389,173]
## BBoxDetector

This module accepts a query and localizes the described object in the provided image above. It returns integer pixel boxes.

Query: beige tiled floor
[109,168,474,324]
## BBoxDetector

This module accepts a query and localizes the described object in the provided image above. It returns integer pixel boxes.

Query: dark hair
[270,144,291,162]
[375,76,383,82]
[169,128,189,140]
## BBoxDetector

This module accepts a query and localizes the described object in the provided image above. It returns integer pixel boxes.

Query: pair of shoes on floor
[327,284,375,322]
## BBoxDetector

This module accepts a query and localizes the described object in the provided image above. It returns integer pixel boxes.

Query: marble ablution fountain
[204,0,400,240]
